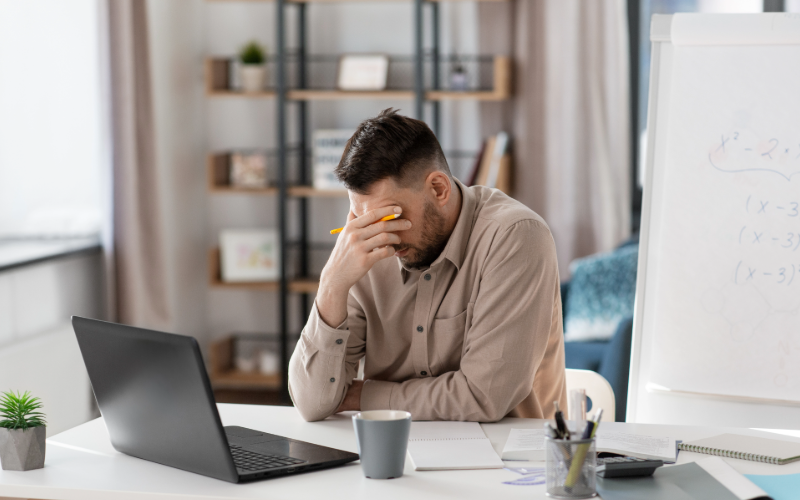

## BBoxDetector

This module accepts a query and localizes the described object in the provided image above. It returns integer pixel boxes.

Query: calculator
[596,456,664,478]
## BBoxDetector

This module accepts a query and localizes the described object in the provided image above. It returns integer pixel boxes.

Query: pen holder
[545,437,597,499]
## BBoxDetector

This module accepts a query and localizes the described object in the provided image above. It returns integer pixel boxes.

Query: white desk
[1,404,799,500]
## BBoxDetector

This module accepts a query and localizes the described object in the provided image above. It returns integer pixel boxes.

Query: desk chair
[565,368,615,421]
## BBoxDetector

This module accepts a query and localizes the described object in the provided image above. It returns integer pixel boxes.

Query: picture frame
[336,54,389,91]
[229,151,268,188]
[219,229,280,282]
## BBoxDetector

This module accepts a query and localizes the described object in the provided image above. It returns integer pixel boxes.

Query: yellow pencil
[330,214,400,235]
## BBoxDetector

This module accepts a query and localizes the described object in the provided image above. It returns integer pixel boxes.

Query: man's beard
[394,200,450,269]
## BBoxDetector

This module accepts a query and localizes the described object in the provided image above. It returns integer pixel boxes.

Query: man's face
[349,177,450,269]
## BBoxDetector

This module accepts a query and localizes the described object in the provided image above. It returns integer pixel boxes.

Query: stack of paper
[406,422,504,471]
[501,428,679,462]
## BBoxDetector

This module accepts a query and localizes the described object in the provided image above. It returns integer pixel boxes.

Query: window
[0,0,106,239]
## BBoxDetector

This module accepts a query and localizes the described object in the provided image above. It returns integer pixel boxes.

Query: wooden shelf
[288,185,349,197]
[208,336,281,391]
[205,55,511,101]
[287,89,415,101]
[207,153,349,197]
[208,90,276,98]
[208,248,321,293]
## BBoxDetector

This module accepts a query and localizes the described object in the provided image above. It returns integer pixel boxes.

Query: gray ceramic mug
[352,410,412,479]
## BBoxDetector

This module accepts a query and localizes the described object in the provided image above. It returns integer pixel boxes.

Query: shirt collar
[397,178,476,282]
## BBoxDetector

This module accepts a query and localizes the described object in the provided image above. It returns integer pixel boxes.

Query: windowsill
[0,236,102,272]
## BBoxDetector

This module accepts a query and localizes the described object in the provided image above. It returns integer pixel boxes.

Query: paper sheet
[596,431,678,462]
[500,429,678,462]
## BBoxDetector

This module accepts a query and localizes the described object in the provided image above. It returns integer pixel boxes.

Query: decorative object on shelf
[313,129,352,190]
[0,391,46,471]
[219,229,280,282]
[337,54,389,91]
[450,62,468,91]
[229,152,268,188]
[259,349,280,375]
[239,41,267,93]
[472,132,512,195]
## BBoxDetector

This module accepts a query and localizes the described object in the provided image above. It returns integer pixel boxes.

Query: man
[288,109,567,422]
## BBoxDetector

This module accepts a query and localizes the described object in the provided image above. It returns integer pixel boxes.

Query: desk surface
[1,404,800,500]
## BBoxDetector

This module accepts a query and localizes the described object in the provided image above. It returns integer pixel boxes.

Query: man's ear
[426,171,451,207]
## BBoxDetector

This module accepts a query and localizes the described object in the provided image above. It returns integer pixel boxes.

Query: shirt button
[335,339,343,345]
[424,273,431,281]
[330,377,336,383]
[416,325,423,332]
[421,371,427,376]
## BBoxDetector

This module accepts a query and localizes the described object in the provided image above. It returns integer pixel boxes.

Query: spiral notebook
[406,422,504,470]
[679,434,800,465]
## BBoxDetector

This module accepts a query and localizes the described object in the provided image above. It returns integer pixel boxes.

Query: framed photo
[312,129,352,190]
[220,229,280,282]
[337,55,389,91]
[229,151,268,188]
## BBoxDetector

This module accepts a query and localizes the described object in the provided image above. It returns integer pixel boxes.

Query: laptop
[72,316,358,483]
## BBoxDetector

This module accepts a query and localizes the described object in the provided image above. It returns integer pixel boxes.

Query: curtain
[107,0,171,329]
[479,0,631,278]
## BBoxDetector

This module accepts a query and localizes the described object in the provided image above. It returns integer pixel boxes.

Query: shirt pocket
[431,307,470,373]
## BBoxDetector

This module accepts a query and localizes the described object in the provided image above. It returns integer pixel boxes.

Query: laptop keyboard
[229,445,306,471]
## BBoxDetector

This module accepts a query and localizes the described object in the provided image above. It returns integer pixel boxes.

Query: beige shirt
[288,180,567,422]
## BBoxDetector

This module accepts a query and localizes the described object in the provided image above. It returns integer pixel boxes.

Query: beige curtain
[107,0,171,329]
[479,0,631,277]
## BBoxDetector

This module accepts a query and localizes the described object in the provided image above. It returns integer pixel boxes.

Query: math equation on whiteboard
[708,130,800,181]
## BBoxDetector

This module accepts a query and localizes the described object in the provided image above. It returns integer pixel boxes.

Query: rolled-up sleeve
[288,298,366,421]
[359,220,560,421]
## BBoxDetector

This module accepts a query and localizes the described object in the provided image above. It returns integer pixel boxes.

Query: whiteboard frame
[627,14,800,429]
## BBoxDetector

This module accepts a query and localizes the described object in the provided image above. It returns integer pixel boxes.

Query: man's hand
[317,205,411,327]
[336,379,364,413]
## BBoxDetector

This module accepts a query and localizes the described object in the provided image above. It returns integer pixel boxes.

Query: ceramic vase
[0,426,46,471]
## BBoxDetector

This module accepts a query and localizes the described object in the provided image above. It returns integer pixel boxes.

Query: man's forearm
[315,278,350,328]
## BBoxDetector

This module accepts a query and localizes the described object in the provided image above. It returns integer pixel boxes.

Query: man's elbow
[287,382,337,422]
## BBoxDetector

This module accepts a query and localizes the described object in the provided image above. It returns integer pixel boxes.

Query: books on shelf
[467,132,511,194]
[219,229,280,282]
[313,129,352,190]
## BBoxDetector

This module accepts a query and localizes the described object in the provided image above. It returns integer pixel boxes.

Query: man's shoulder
[469,185,551,235]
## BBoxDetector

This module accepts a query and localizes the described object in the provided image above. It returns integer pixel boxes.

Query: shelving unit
[206,0,510,404]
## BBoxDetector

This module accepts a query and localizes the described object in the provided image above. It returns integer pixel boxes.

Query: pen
[554,401,570,440]
[565,408,603,489]
[544,422,559,440]
[329,214,400,235]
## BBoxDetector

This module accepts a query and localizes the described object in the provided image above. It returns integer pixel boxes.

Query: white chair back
[565,369,616,422]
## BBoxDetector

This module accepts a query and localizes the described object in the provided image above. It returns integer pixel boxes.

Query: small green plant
[239,41,266,65]
[0,391,45,430]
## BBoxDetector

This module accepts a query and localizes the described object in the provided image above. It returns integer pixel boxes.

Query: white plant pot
[0,426,46,471]
[240,65,266,93]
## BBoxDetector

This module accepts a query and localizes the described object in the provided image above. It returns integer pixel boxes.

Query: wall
[0,253,103,435]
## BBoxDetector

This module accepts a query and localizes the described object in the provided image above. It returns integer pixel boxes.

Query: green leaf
[0,390,46,430]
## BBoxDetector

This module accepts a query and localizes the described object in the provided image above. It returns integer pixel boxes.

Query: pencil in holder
[545,436,597,499]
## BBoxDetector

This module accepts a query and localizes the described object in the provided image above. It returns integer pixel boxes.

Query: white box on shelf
[219,229,280,282]
[312,129,352,190]
[337,54,389,91]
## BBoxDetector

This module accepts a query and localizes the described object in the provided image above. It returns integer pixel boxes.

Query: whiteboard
[629,13,800,429]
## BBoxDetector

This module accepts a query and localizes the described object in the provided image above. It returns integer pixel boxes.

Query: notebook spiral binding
[678,443,778,464]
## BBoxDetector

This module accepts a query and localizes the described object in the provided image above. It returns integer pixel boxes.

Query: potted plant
[0,391,46,471]
[239,41,267,93]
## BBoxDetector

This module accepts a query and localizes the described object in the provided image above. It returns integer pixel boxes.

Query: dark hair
[334,108,450,194]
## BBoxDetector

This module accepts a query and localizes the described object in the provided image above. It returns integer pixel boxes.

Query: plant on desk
[0,391,47,471]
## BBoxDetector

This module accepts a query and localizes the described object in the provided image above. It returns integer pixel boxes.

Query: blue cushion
[563,245,638,342]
